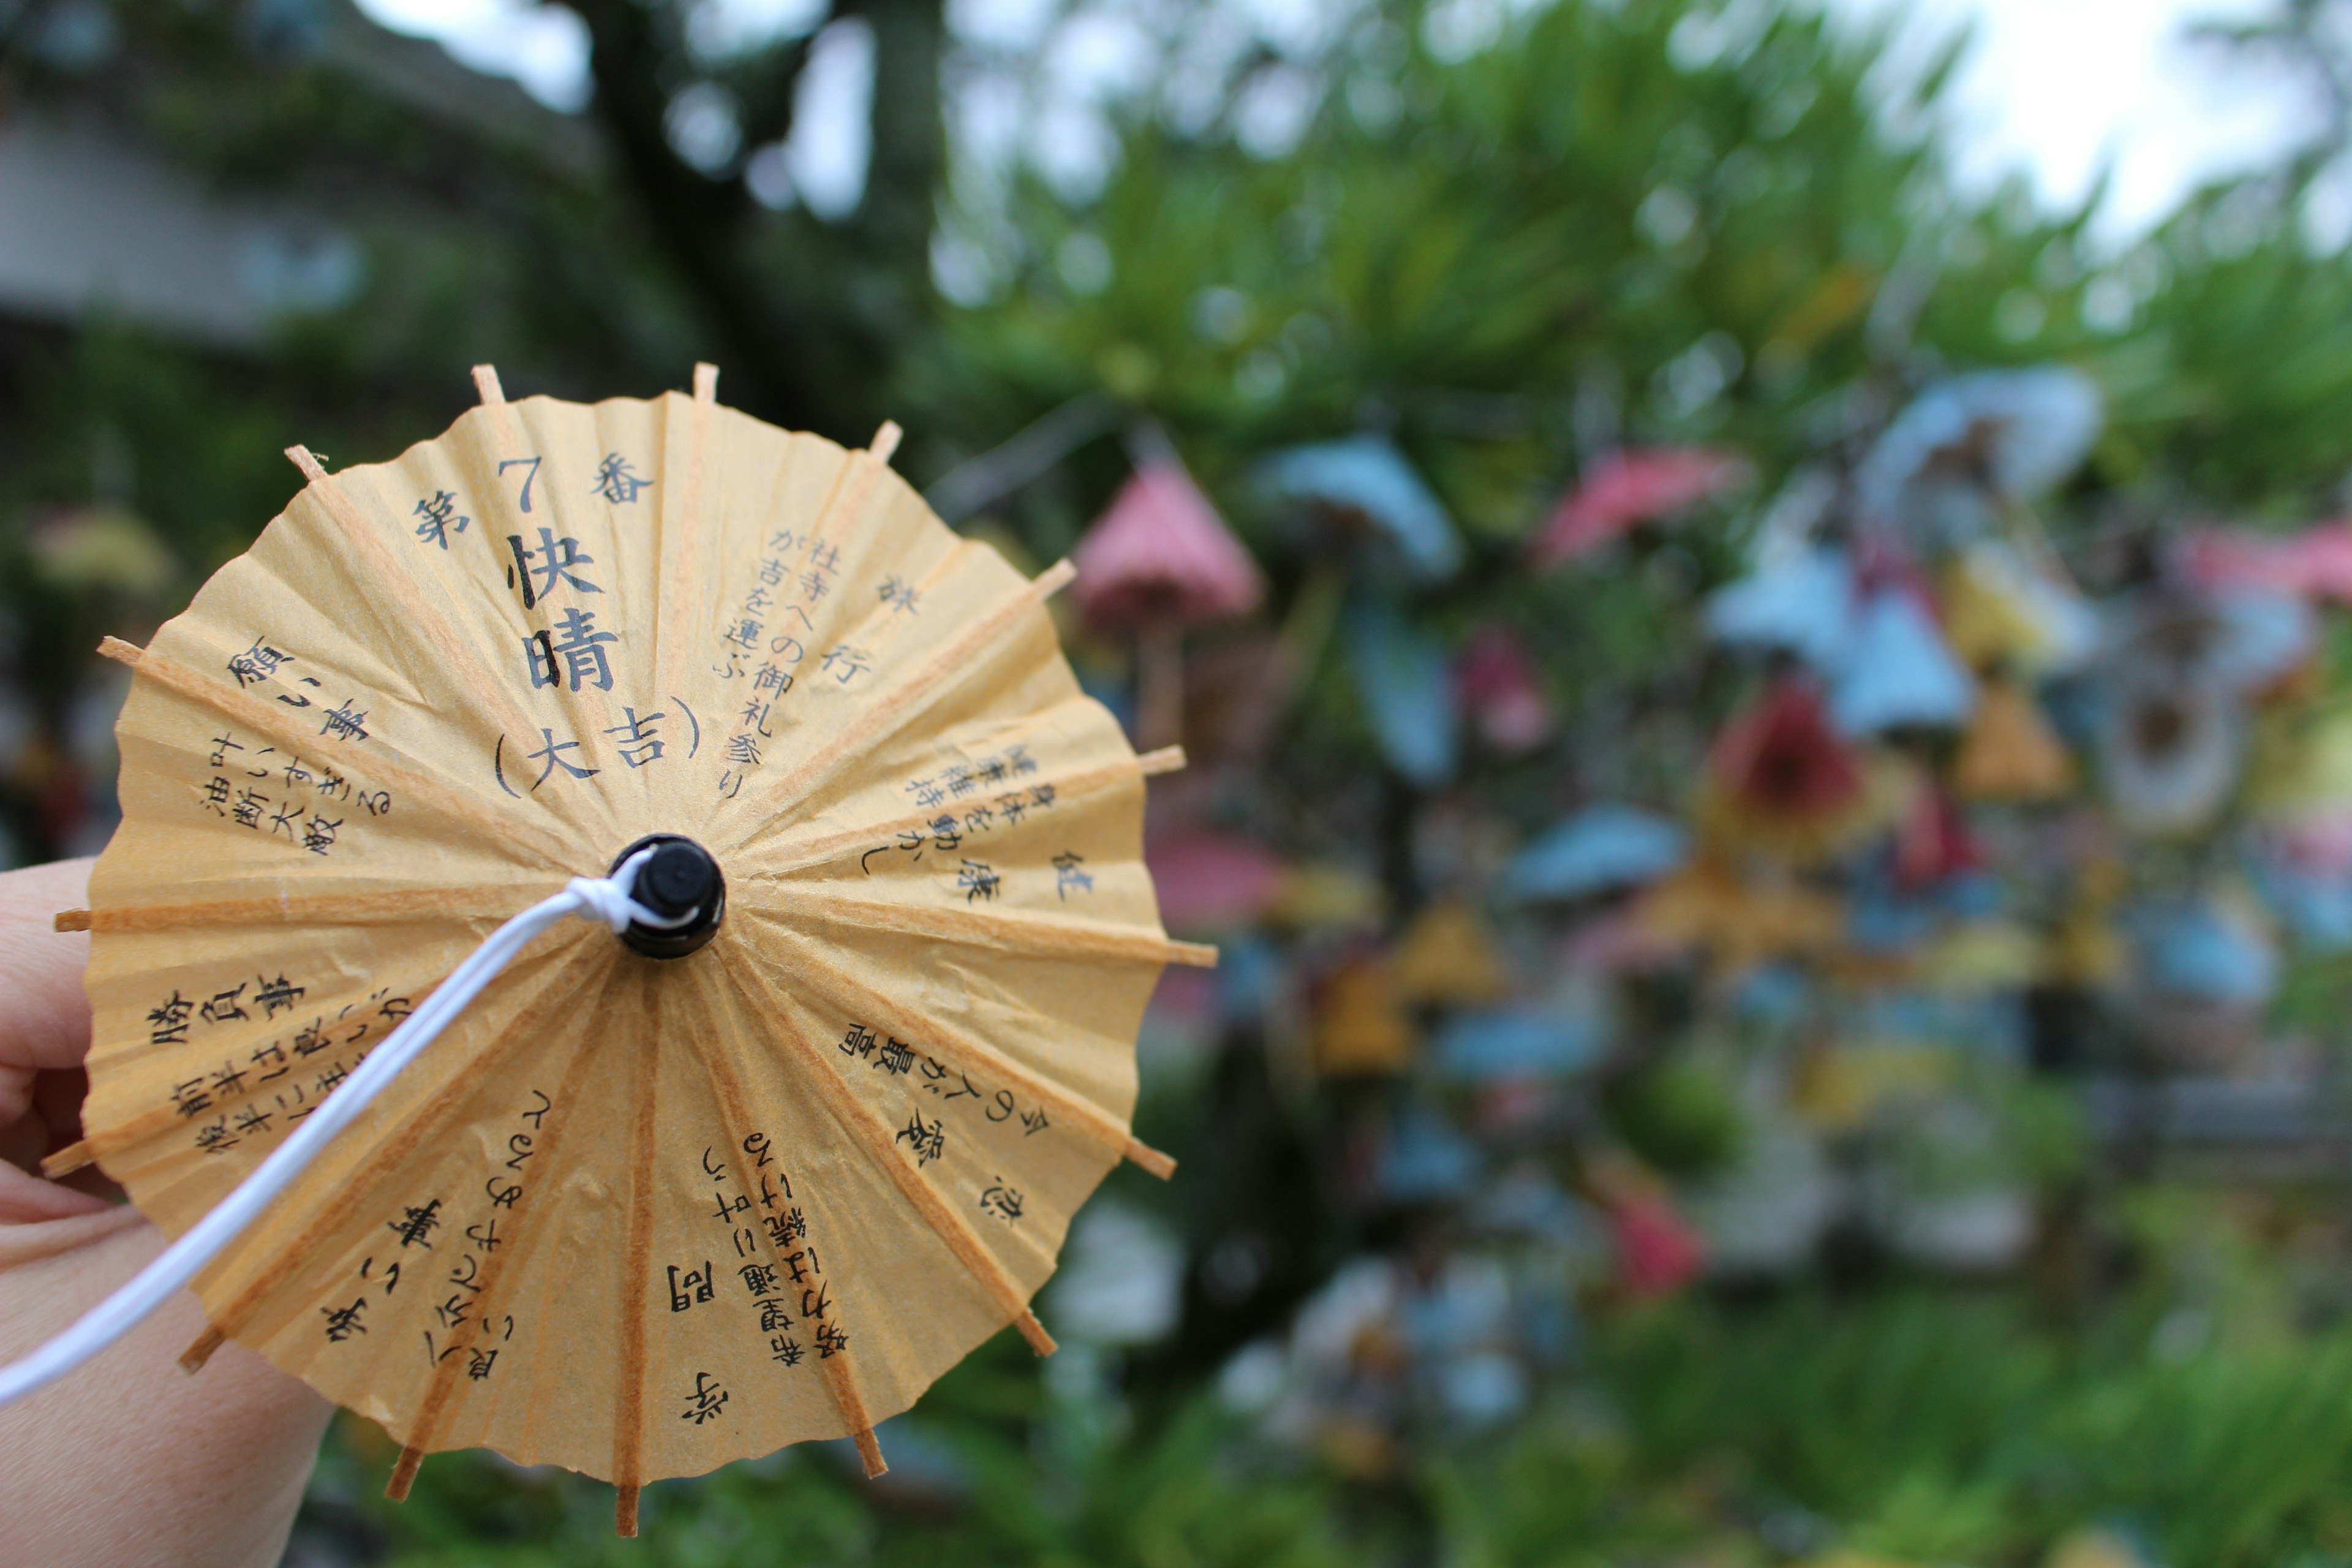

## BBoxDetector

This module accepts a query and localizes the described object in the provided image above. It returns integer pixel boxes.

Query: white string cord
[0,850,691,1409]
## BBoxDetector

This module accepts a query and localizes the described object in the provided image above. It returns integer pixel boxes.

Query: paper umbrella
[26,367,1208,1530]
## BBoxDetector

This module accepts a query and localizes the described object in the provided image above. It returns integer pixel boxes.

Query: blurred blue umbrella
[1432,1006,1602,1081]
[1830,587,1975,734]
[1260,435,1463,581]
[1343,596,1458,786]
[1858,366,2103,543]
[1706,546,1855,669]
[1505,804,1686,901]
[1378,1108,1482,1201]
[2127,900,2277,1005]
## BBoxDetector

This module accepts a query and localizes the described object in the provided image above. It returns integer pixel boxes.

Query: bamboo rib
[719,560,1077,853]
[181,938,605,1370]
[760,921,1175,1179]
[280,448,617,846]
[1136,745,1186,777]
[52,908,88,932]
[42,1139,95,1179]
[379,959,618,1498]
[682,962,897,1466]
[611,968,661,1533]
[53,884,543,935]
[97,635,575,873]
[471,363,523,452]
[653,364,720,704]
[780,895,1215,972]
[741,715,1151,882]
[715,943,1057,1357]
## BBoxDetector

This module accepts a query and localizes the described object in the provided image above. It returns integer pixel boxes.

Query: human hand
[0,858,331,1568]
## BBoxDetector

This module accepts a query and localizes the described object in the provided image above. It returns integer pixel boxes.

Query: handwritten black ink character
[971,757,1004,788]
[590,453,652,504]
[820,644,871,684]
[877,1038,913,1076]
[839,1024,876,1060]
[722,617,763,654]
[413,491,468,549]
[702,1145,728,1180]
[149,991,195,1047]
[739,1262,779,1297]
[319,700,370,744]
[524,608,619,693]
[896,1114,947,1167]
[210,1058,249,1097]
[737,695,774,737]
[243,747,276,781]
[680,1371,727,1424]
[227,639,295,687]
[768,633,807,667]
[281,756,312,790]
[519,1087,549,1127]
[723,733,761,769]
[716,769,744,801]
[710,1189,751,1225]
[760,1300,794,1335]
[193,1117,238,1154]
[170,1077,211,1118]
[388,1200,445,1250]
[772,1335,807,1366]
[758,554,789,587]
[987,1089,1016,1123]
[301,816,341,856]
[929,815,963,853]
[292,1017,333,1057]
[779,1248,814,1286]
[230,788,268,829]
[980,1179,1025,1223]
[314,766,349,801]
[266,798,304,842]
[522,729,597,791]
[744,585,774,616]
[815,1321,850,1359]
[497,454,541,511]
[668,1262,715,1313]
[963,804,996,835]
[943,764,979,800]
[209,733,244,768]
[988,793,1026,830]
[432,1292,473,1331]
[447,1253,484,1295]
[940,1069,982,1104]
[957,860,1001,904]
[360,1255,401,1294]
[876,574,919,614]
[1020,1106,1050,1136]
[466,1348,499,1381]
[322,1298,368,1342]
[1031,783,1058,809]
[275,1082,311,1121]
[1054,850,1094,899]
[251,1042,288,1083]
[503,527,601,608]
[1007,744,1038,776]
[485,1175,522,1208]
[732,1225,760,1258]
[255,974,305,1017]
[593,707,664,768]
[742,1131,773,1167]
[799,1280,832,1323]
[315,1062,347,1095]
[466,1218,504,1252]
[199,775,231,816]
[356,788,391,817]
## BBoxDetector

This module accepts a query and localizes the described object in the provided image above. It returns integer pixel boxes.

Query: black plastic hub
[608,834,726,959]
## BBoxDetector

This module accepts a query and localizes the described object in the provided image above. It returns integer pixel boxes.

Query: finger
[0,859,93,1076]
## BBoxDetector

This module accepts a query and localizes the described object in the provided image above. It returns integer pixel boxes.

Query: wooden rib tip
[852,1427,888,1479]
[52,908,91,933]
[1037,557,1078,596]
[1124,1139,1178,1180]
[285,444,328,483]
[1016,1308,1058,1357]
[868,420,903,466]
[96,636,144,668]
[41,1138,96,1178]
[471,364,506,404]
[385,1444,424,1502]
[616,1483,641,1536]
[1137,745,1187,777]
[1168,940,1219,969]
[693,362,719,402]
[178,1325,225,1374]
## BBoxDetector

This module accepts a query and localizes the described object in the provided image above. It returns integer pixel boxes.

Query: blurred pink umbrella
[1145,824,1289,933]
[1073,462,1265,747]
[2181,522,2352,604]
[1529,447,1749,569]
[1455,624,1555,753]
